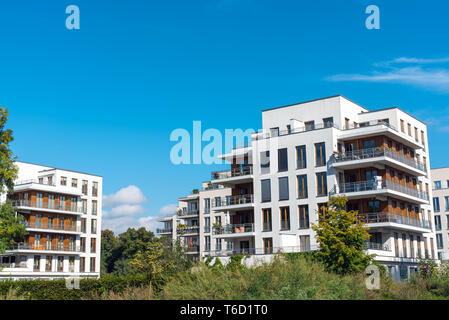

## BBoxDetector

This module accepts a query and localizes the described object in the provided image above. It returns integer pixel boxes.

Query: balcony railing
[213,223,254,235]
[156,228,173,234]
[23,221,80,232]
[15,179,56,187]
[211,167,253,180]
[178,209,199,216]
[334,147,426,172]
[10,243,81,252]
[364,242,391,251]
[186,245,199,253]
[12,200,84,214]
[359,212,431,229]
[253,122,338,140]
[177,226,199,234]
[211,194,254,207]
[207,245,320,257]
[331,180,429,201]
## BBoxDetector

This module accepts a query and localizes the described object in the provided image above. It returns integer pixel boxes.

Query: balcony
[177,226,199,235]
[364,242,391,251]
[211,167,254,185]
[185,245,199,254]
[253,122,338,141]
[331,180,429,204]
[14,180,82,196]
[12,200,84,215]
[359,212,431,231]
[156,228,173,234]
[8,243,81,254]
[178,209,199,217]
[207,245,320,257]
[212,194,254,211]
[333,147,426,176]
[213,223,255,238]
[23,221,81,233]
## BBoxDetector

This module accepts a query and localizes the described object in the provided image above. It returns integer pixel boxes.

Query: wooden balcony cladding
[24,213,78,232]
[11,191,80,213]
[25,233,76,250]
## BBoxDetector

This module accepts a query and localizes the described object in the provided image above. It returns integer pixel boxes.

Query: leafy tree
[311,195,373,275]
[0,108,26,253]
[100,229,118,274]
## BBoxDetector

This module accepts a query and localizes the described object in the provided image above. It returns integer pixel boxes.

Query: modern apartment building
[431,167,449,261]
[162,95,436,280]
[0,161,102,279]
[157,181,230,261]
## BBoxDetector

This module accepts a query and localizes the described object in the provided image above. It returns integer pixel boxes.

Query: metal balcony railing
[10,243,81,252]
[334,147,426,172]
[178,209,199,216]
[186,245,199,252]
[211,167,253,180]
[207,245,320,257]
[12,200,84,214]
[211,194,254,208]
[177,226,199,234]
[359,212,431,229]
[253,123,338,140]
[15,179,56,187]
[23,221,80,232]
[364,242,391,251]
[213,223,254,235]
[156,228,173,234]
[331,180,429,201]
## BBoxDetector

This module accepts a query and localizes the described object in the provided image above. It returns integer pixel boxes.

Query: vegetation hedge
[0,274,152,300]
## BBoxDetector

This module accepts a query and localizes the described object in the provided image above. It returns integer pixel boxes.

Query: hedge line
[0,274,152,300]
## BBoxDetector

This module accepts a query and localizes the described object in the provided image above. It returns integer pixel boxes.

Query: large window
[262,208,272,231]
[445,197,449,211]
[33,255,40,271]
[316,172,327,196]
[57,256,64,272]
[90,257,96,272]
[434,181,442,190]
[315,142,326,167]
[278,148,288,172]
[205,236,210,251]
[82,180,88,195]
[260,151,270,175]
[299,235,310,252]
[92,182,98,197]
[296,145,306,169]
[91,238,96,253]
[297,175,308,199]
[280,206,290,230]
[279,177,289,201]
[204,198,210,214]
[436,234,444,249]
[433,197,440,212]
[263,238,273,254]
[305,121,315,131]
[91,219,97,233]
[261,179,271,202]
[435,215,442,231]
[323,117,333,128]
[298,205,309,229]
[92,200,98,215]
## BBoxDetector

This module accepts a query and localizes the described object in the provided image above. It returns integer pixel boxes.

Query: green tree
[0,108,26,253]
[312,195,373,275]
[100,229,118,274]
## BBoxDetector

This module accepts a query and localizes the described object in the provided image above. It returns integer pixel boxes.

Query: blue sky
[1,0,449,233]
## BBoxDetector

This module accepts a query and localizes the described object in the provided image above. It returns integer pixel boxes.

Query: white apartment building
[163,95,437,281]
[0,161,102,279]
[158,182,231,262]
[431,167,449,261]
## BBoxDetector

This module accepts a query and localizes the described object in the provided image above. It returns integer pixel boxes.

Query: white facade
[0,161,102,279]
[167,95,437,281]
[430,167,449,261]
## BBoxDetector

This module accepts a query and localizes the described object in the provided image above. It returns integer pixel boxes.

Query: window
[57,256,64,272]
[434,181,442,190]
[280,207,290,230]
[436,234,444,249]
[270,127,279,137]
[407,123,412,136]
[82,199,87,214]
[345,118,350,129]
[447,215,449,229]
[421,130,425,146]
[45,256,52,272]
[286,125,291,134]
[80,257,85,272]
[260,151,270,175]
[92,200,97,215]
[279,177,289,201]
[215,238,222,251]
[214,197,221,207]
[296,145,306,169]
[400,120,405,132]
[91,238,96,253]
[81,218,86,233]
[90,257,96,272]
[33,255,40,271]
[82,180,88,195]
[402,234,407,258]
[278,148,288,172]
[299,235,310,252]
[297,175,308,199]
[323,117,333,128]
[81,237,86,252]
[61,177,67,186]
[394,233,399,257]
[298,205,309,229]
[434,197,440,212]
[315,142,326,166]
[72,178,77,187]
[262,208,272,231]
[48,194,55,209]
[204,198,210,214]
[91,219,97,233]
[261,179,271,202]
[205,236,210,251]
[417,236,422,258]
[204,217,210,233]
[263,238,273,254]
[305,121,315,131]
[435,215,442,231]
[410,235,415,258]
[69,257,75,272]
[316,172,327,196]
[414,127,419,142]
[92,182,98,197]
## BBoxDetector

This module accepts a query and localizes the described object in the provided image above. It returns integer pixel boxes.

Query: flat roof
[261,95,369,113]
[358,107,427,126]
[16,160,103,178]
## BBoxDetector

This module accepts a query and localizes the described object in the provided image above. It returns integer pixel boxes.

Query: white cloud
[103,204,146,218]
[103,185,147,208]
[374,56,449,67]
